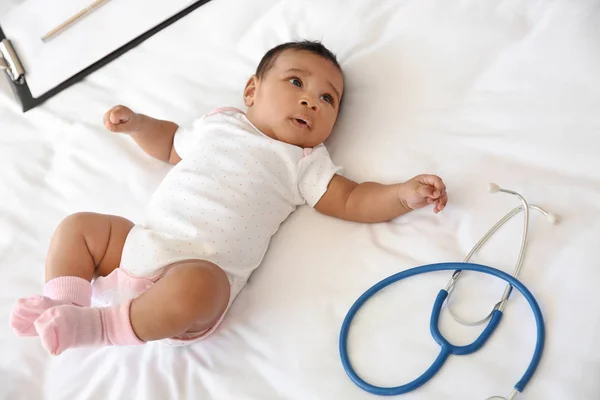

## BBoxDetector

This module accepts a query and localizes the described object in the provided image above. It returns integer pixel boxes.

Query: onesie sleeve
[173,118,204,159]
[297,145,343,207]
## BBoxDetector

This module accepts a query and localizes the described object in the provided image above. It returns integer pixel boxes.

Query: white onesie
[117,107,341,311]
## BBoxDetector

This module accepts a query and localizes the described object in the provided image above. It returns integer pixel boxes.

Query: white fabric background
[1,0,599,399]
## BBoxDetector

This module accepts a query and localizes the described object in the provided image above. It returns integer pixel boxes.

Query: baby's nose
[301,98,318,112]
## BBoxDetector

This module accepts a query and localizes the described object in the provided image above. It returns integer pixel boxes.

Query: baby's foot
[34,301,143,356]
[10,296,70,336]
[35,305,102,355]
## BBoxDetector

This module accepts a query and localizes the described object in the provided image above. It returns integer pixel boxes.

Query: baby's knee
[171,261,229,297]
[166,261,230,319]
[57,212,103,233]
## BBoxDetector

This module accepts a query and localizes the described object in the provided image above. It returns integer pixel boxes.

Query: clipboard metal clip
[0,39,25,84]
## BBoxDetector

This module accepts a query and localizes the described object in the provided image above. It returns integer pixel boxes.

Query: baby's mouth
[291,117,311,129]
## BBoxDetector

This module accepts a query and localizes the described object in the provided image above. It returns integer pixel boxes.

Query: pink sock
[10,276,92,336]
[34,300,144,355]
[43,276,92,306]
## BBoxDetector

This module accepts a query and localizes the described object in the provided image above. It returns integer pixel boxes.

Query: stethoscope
[339,184,558,399]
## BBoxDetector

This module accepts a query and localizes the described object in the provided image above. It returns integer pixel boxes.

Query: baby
[10,41,447,354]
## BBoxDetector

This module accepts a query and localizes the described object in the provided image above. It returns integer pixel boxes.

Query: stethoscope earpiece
[446,184,558,325]
[488,182,501,193]
[546,212,558,225]
[489,182,559,225]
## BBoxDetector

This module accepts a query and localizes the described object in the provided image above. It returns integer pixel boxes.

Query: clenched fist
[398,174,448,214]
[103,105,141,134]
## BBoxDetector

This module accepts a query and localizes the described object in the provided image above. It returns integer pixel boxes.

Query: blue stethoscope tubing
[338,262,544,396]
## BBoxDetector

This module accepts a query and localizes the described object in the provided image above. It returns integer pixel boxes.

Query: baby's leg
[34,260,230,354]
[45,212,134,281]
[11,213,133,335]
[130,260,230,340]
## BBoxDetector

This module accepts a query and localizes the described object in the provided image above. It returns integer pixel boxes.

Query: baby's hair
[255,40,342,79]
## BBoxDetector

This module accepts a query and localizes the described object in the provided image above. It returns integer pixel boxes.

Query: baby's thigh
[47,212,134,280]
[89,214,135,277]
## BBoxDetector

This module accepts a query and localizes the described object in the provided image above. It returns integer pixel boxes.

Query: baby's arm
[103,105,181,165]
[314,174,447,223]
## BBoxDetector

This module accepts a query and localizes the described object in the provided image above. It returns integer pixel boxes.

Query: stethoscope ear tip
[488,183,501,193]
[487,182,559,225]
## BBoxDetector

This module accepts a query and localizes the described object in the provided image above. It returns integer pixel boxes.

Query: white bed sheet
[1,0,600,399]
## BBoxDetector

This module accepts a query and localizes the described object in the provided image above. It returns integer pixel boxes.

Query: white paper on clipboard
[2,0,197,98]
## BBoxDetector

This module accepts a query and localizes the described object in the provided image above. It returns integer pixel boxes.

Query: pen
[41,0,112,42]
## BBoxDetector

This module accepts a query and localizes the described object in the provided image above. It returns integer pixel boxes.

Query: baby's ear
[243,75,258,107]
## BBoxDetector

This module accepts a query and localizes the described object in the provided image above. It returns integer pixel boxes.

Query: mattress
[1,0,599,399]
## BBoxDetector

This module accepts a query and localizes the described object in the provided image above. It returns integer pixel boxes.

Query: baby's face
[244,50,344,148]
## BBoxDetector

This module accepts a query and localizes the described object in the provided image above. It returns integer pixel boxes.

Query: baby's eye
[289,78,303,88]
[321,94,334,105]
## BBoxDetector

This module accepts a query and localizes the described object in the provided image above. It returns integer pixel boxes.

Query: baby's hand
[398,174,448,214]
[103,105,140,134]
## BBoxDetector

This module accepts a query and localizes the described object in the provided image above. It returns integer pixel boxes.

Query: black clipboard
[0,0,212,112]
